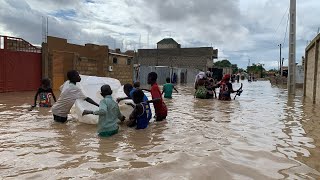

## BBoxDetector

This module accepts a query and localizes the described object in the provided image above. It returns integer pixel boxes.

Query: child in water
[126,89,152,129]
[117,83,149,103]
[83,84,125,137]
[133,81,141,89]
[32,78,56,108]
[142,72,168,121]
[162,77,178,99]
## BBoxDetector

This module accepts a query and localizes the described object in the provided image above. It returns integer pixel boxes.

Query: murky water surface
[0,81,320,179]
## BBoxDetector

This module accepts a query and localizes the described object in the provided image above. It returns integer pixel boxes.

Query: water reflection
[0,81,320,179]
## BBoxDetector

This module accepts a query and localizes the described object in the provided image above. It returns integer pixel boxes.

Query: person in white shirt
[51,70,99,123]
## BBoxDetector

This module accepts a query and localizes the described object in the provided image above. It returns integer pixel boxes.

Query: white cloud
[0,0,319,69]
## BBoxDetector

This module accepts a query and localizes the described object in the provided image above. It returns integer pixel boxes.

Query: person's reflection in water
[127,122,167,168]
[95,135,120,173]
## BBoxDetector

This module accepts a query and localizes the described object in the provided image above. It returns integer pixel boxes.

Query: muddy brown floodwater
[0,81,320,180]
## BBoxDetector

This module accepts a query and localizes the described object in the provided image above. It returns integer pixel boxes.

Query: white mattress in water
[60,75,133,124]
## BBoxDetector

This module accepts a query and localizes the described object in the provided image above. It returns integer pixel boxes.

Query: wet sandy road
[0,81,319,179]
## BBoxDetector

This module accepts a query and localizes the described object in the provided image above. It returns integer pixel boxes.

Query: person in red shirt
[142,72,168,121]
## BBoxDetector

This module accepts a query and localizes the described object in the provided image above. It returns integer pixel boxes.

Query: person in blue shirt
[126,89,152,129]
[82,84,125,137]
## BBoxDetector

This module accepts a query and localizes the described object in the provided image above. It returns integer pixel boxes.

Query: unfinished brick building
[42,36,133,89]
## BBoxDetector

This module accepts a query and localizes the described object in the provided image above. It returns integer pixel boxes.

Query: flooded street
[0,80,320,179]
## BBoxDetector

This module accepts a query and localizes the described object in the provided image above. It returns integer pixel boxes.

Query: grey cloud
[0,0,119,49]
[126,0,246,49]
[1,0,320,69]
[25,0,80,10]
[142,0,240,22]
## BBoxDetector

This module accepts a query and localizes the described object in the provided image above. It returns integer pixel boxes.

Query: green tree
[231,64,238,74]
[215,59,241,74]
[238,68,245,73]
[268,68,279,73]
[214,59,232,67]
[247,64,266,77]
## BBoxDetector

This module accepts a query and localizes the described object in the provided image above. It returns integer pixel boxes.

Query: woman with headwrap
[217,74,237,100]
[194,72,206,98]
[194,72,206,90]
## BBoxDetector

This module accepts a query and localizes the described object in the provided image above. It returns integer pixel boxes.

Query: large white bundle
[61,75,133,124]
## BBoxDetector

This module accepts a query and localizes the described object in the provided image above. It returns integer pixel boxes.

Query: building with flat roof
[136,38,218,71]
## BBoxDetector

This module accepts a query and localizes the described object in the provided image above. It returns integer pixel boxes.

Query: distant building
[136,38,218,71]
[157,38,181,49]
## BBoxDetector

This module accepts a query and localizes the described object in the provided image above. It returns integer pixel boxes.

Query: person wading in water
[217,74,238,101]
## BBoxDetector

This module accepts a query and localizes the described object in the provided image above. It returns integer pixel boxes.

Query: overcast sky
[0,0,319,69]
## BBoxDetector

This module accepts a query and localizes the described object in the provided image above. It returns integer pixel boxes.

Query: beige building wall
[137,47,217,71]
[304,33,320,104]
[45,36,108,89]
[43,36,133,89]
[108,53,133,84]
[51,51,76,89]
[76,57,99,76]
[316,43,320,103]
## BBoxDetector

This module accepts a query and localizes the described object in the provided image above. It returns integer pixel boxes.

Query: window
[113,57,118,64]
[127,58,132,65]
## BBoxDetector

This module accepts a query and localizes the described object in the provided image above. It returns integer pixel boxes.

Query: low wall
[304,33,320,104]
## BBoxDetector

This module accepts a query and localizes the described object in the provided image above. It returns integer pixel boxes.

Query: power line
[282,13,290,46]
[273,6,289,42]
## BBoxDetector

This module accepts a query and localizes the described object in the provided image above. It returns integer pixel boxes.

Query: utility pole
[278,44,282,76]
[288,0,296,95]
[282,58,284,75]
[47,17,48,38]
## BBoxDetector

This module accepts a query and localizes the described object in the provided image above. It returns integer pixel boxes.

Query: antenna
[125,40,128,50]
[42,17,45,43]
[147,31,149,49]
[121,39,124,51]
[42,16,48,43]
[139,34,141,49]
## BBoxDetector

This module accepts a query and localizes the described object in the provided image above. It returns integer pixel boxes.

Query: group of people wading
[194,72,242,101]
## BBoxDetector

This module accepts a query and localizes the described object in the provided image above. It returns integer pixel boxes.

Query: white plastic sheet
[61,75,133,124]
